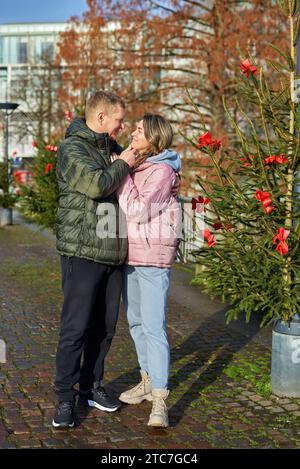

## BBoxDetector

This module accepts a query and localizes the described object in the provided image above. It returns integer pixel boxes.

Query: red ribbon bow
[240,59,257,77]
[65,111,72,122]
[264,155,288,165]
[255,189,275,214]
[212,222,222,231]
[198,131,221,150]
[192,196,211,213]
[203,229,216,247]
[272,227,290,256]
[44,163,53,174]
[45,145,58,152]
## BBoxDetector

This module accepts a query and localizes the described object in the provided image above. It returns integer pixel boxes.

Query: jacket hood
[146,149,181,172]
[65,117,123,154]
[65,117,109,144]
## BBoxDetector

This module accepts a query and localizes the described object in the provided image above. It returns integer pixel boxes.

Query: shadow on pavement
[104,304,263,428]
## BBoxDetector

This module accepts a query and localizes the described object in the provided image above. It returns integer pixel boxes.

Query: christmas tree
[19,140,59,229]
[19,112,72,228]
[190,0,300,326]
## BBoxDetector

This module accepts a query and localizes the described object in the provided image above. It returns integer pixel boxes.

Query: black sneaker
[52,401,75,428]
[80,386,121,412]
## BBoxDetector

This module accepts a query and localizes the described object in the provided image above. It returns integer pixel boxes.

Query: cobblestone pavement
[0,223,300,449]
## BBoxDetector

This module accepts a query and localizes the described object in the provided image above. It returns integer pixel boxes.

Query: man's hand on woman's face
[110,146,136,168]
[110,153,119,163]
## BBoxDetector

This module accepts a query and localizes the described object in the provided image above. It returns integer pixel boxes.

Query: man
[52,91,136,428]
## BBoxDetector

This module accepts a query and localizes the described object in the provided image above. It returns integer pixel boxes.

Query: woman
[112,114,181,427]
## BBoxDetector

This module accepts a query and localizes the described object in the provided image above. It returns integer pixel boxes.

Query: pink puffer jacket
[116,162,181,268]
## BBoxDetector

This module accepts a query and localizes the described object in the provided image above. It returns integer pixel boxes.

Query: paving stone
[268,407,285,414]
[249,395,263,402]
[12,423,31,435]
[259,400,274,407]
[41,438,69,448]
[283,404,299,411]
[0,442,17,449]
[17,439,42,448]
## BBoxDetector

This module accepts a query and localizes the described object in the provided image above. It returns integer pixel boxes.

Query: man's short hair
[85,90,125,118]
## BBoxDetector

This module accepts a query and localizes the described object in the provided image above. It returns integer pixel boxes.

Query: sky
[0,0,88,23]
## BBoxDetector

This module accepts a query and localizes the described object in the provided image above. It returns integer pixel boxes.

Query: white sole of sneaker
[148,420,169,428]
[119,393,153,405]
[147,421,169,428]
[52,419,75,428]
[87,400,120,412]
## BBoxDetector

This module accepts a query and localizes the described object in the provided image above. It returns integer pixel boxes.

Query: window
[0,67,8,101]
[0,38,3,64]
[17,39,28,63]
[41,42,54,62]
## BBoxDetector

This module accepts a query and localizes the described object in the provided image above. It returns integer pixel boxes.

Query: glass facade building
[0,23,66,67]
[0,22,67,160]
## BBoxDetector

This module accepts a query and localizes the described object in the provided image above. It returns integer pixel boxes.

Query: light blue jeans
[122,265,171,389]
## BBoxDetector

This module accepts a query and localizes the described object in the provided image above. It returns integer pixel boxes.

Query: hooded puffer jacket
[116,149,182,268]
[55,117,130,265]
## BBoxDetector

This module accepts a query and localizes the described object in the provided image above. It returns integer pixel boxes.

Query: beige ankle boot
[119,371,152,404]
[147,389,169,427]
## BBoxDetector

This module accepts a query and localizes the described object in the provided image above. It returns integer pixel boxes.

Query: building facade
[0,22,67,161]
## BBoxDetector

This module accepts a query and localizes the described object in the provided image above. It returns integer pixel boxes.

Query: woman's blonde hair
[143,114,173,155]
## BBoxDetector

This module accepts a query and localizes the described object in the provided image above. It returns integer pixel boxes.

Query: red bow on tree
[240,154,256,167]
[272,227,290,256]
[255,189,275,214]
[212,222,222,230]
[44,163,53,174]
[264,155,288,165]
[211,222,233,231]
[192,196,211,213]
[198,131,221,150]
[240,59,257,77]
[240,157,250,167]
[65,111,72,122]
[45,145,58,152]
[203,229,216,247]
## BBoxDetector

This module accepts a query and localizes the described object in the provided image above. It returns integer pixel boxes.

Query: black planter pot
[271,314,300,397]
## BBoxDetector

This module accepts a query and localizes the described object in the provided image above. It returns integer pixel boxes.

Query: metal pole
[5,109,9,193]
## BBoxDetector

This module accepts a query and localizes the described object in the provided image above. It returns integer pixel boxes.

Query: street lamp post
[0,102,19,226]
